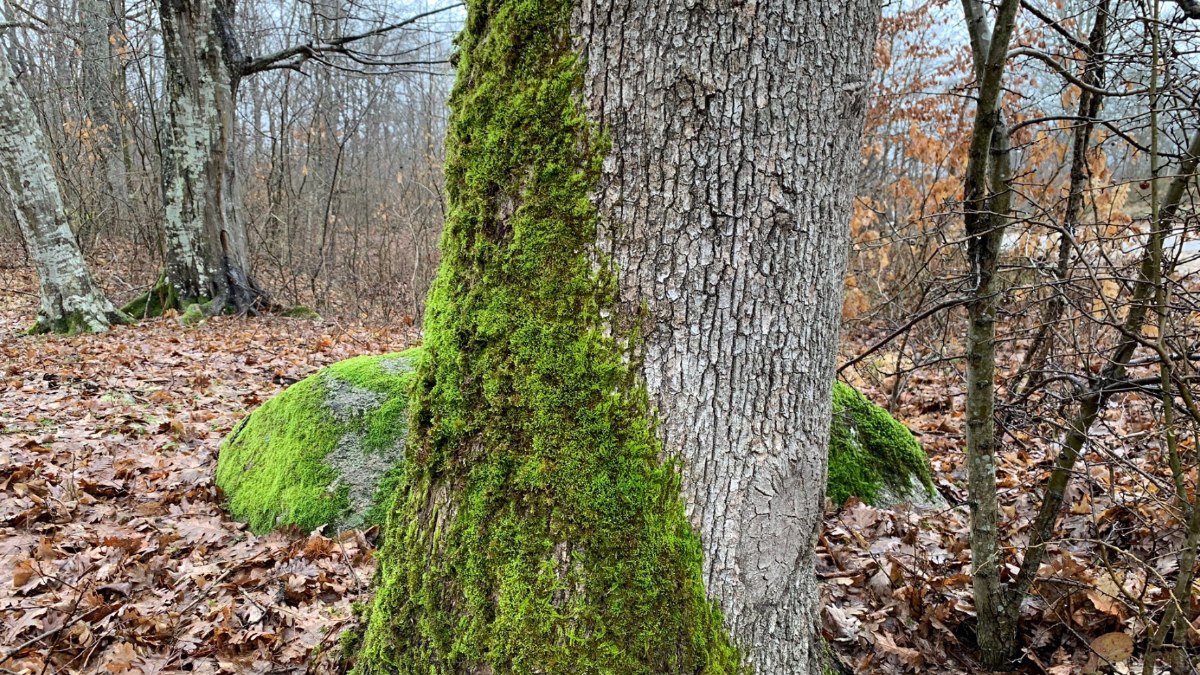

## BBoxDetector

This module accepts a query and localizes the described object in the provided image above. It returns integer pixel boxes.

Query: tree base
[121,274,274,320]
[27,307,133,336]
[120,278,183,319]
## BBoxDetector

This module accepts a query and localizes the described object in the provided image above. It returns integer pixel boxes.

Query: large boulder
[215,349,422,533]
[827,381,941,508]
[216,354,939,533]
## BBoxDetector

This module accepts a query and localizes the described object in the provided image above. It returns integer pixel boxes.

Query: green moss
[179,303,206,326]
[27,305,133,335]
[215,349,422,533]
[121,277,182,319]
[282,305,322,319]
[352,0,742,671]
[827,382,935,506]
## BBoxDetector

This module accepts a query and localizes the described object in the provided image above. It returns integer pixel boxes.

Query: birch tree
[352,0,880,671]
[0,28,126,334]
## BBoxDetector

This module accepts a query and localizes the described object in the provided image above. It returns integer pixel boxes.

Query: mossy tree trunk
[0,24,127,334]
[147,0,265,317]
[355,0,879,672]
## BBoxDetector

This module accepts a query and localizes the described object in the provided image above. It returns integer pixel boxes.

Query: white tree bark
[576,1,880,671]
[158,0,261,312]
[0,33,121,334]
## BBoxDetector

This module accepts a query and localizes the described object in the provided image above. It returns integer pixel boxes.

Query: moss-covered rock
[214,349,422,533]
[217,366,939,536]
[827,382,941,508]
[281,305,322,320]
[178,303,206,326]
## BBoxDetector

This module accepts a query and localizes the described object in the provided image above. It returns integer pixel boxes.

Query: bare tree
[79,0,132,230]
[0,21,126,333]
[126,0,457,317]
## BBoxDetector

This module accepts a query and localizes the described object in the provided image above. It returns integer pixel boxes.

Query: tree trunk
[576,0,878,669]
[0,35,125,334]
[957,0,1020,667]
[353,0,878,672]
[147,0,263,316]
[80,0,132,231]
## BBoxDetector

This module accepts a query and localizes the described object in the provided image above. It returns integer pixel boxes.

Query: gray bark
[158,0,262,312]
[957,0,1019,666]
[0,37,121,334]
[575,1,880,671]
[80,0,132,229]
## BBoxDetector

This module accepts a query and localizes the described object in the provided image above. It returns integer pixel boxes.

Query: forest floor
[0,266,416,674]
[0,263,1180,674]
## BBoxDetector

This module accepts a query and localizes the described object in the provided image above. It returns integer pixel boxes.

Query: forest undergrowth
[0,261,1188,674]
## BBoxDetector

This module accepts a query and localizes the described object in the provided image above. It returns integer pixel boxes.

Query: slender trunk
[354,0,879,672]
[80,0,132,230]
[0,40,124,334]
[958,0,1020,667]
[152,0,263,315]
[1010,1,1109,404]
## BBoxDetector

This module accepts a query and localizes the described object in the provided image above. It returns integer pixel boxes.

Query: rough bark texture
[153,0,263,315]
[0,39,123,334]
[80,0,132,229]
[353,0,877,672]
[575,2,879,670]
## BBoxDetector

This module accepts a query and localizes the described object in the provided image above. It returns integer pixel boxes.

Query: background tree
[126,0,456,316]
[353,0,880,672]
[0,19,126,334]
[80,0,132,231]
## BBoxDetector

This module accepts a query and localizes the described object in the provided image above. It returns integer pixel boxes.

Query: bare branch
[1010,47,1149,97]
[239,3,462,78]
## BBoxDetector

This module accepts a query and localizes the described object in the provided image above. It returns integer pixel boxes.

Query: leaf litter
[0,270,417,674]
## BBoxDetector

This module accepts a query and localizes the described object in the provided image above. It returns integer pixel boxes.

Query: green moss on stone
[827,382,936,506]
[179,303,206,326]
[215,349,422,533]
[352,0,742,671]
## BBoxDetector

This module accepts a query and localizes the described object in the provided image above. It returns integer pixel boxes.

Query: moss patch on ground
[120,277,181,319]
[214,349,422,533]
[827,382,937,507]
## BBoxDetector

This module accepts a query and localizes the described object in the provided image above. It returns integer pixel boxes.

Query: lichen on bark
[0,22,127,336]
[351,0,742,670]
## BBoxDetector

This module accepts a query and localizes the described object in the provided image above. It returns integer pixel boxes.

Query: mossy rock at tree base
[214,349,423,533]
[217,352,941,534]
[281,305,322,320]
[179,303,206,326]
[828,381,942,509]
